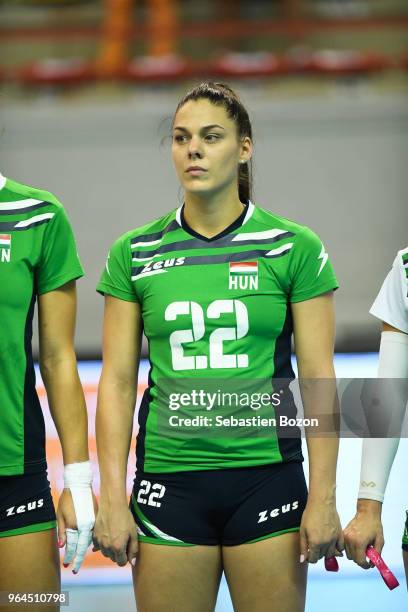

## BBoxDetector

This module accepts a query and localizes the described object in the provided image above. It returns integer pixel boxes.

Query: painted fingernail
[63,563,69,568]
[300,554,305,563]
[72,570,78,575]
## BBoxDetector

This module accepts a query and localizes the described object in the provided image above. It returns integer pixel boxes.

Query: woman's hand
[343,500,384,569]
[92,503,138,567]
[57,488,98,574]
[299,498,344,564]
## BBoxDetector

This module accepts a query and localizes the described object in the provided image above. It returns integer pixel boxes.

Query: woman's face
[172,99,251,199]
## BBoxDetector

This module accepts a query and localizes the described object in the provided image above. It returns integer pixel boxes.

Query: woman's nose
[188,136,203,158]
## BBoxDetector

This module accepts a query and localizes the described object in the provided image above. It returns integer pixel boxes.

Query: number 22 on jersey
[164,299,249,371]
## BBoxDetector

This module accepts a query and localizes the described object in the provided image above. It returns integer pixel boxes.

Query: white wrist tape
[64,461,93,489]
[358,331,408,502]
[63,461,95,573]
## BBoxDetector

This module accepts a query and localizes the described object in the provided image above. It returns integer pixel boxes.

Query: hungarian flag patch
[0,234,11,263]
[229,261,258,290]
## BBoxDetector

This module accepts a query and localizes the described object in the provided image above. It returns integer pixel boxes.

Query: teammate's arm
[292,292,343,564]
[38,281,89,463]
[38,280,96,572]
[344,322,408,569]
[93,294,143,567]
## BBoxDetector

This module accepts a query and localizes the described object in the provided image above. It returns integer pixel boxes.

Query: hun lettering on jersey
[0,234,11,263]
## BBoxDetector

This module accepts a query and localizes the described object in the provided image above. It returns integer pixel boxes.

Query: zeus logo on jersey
[0,234,11,263]
[141,257,185,275]
[229,262,258,290]
[257,500,299,523]
[5,498,44,517]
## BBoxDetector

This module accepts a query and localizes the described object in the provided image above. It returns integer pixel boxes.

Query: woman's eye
[205,134,220,142]
[174,135,187,143]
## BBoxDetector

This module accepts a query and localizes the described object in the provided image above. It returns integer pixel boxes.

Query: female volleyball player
[94,82,344,611]
[344,247,408,586]
[0,172,95,609]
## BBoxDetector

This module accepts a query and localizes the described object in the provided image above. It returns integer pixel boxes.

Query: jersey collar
[176,200,254,243]
[0,173,6,191]
[175,201,255,229]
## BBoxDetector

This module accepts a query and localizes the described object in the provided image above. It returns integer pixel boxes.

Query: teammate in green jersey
[0,173,96,608]
[94,83,344,612]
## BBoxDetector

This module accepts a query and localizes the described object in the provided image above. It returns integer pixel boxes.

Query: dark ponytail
[173,82,253,204]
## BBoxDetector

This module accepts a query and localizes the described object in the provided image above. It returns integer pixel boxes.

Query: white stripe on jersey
[131,238,162,249]
[232,227,288,241]
[0,173,6,191]
[266,243,293,257]
[0,198,44,210]
[132,269,167,281]
[242,201,255,225]
[175,205,182,227]
[132,255,156,262]
[14,213,55,227]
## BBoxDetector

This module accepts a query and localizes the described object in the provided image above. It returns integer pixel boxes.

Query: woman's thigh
[133,542,223,612]
[222,531,307,612]
[0,528,60,612]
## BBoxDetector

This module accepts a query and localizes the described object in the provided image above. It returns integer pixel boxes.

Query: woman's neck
[183,186,245,239]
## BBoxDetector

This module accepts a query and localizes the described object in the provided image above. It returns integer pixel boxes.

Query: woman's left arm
[38,280,96,573]
[38,280,88,463]
[292,292,344,565]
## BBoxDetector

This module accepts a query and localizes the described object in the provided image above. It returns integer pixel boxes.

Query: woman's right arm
[94,294,143,566]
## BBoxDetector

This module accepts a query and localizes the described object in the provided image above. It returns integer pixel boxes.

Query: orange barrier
[4,0,406,86]
[96,0,133,77]
[147,0,177,58]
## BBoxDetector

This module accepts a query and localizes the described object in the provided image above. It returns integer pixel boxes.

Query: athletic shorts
[0,471,56,538]
[130,461,307,546]
[402,510,408,552]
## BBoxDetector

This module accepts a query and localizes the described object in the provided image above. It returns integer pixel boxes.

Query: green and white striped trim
[132,496,194,547]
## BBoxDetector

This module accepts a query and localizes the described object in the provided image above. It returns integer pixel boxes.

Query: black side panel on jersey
[23,293,46,474]
[136,357,154,472]
[272,301,303,462]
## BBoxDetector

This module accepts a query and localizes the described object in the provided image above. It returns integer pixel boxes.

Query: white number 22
[137,480,166,508]
[164,299,249,371]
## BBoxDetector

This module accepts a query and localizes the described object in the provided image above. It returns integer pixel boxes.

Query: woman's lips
[186,167,207,175]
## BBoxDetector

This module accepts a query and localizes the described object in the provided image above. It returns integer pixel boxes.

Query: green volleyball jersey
[0,173,84,476]
[97,202,338,473]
